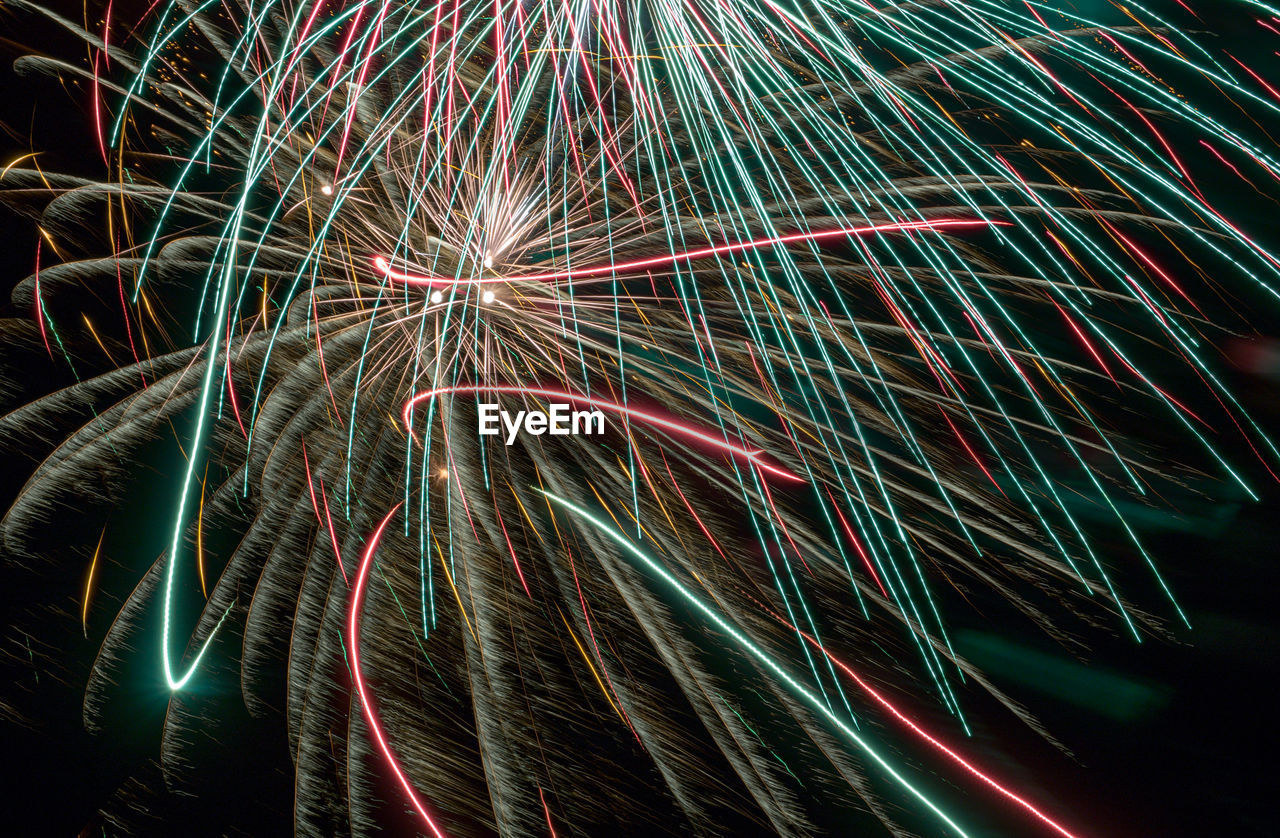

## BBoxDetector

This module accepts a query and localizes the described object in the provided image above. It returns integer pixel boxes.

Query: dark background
[0,2,1277,836]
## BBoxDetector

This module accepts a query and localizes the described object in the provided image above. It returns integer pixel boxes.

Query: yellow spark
[81,315,117,365]
[434,535,477,644]
[556,606,629,728]
[1,152,40,180]
[197,471,208,598]
[82,528,107,636]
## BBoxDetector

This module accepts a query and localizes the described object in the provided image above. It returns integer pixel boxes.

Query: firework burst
[2,0,1279,835]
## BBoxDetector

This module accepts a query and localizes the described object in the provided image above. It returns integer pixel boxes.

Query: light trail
[401,385,803,483]
[373,219,1006,288]
[537,489,972,838]
[348,505,449,838]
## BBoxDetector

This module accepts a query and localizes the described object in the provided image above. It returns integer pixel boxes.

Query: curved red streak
[539,787,558,838]
[741,587,1084,838]
[816,641,1082,838]
[374,219,1004,288]
[355,504,1074,838]
[401,385,803,483]
[349,505,449,838]
[367,397,1070,837]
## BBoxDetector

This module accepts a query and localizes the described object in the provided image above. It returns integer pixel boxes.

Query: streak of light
[374,219,1007,287]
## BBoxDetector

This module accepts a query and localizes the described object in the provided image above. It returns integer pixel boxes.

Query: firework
[2,0,1278,834]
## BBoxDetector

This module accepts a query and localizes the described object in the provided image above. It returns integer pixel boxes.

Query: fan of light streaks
[2,0,1278,835]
